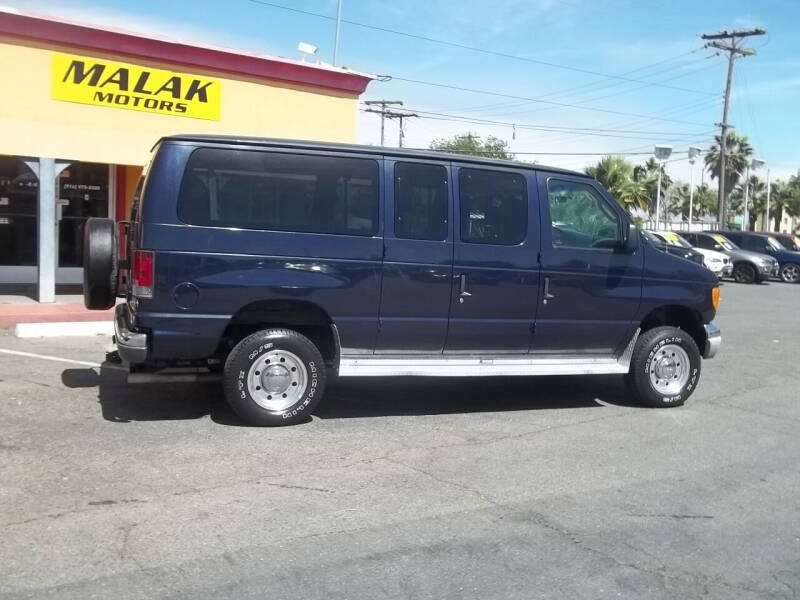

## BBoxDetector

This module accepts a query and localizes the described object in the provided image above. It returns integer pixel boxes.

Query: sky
[5,0,799,185]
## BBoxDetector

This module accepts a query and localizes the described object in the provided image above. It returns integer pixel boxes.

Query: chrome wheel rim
[649,344,691,395]
[781,264,800,283]
[247,349,307,411]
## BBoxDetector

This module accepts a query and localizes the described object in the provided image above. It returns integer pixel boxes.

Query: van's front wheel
[223,329,326,426]
[626,326,701,408]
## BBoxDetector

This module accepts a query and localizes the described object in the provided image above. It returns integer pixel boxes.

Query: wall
[0,38,360,167]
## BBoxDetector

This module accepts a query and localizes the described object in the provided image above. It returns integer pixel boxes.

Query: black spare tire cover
[83,217,118,310]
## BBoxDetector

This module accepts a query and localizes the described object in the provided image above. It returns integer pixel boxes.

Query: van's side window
[178,148,379,236]
[459,168,526,245]
[547,179,620,250]
[394,162,448,241]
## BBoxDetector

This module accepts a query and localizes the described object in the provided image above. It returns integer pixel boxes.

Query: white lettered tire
[223,329,326,426]
[626,326,701,408]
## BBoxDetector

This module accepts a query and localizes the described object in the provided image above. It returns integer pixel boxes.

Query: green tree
[672,182,691,221]
[429,133,512,159]
[731,175,766,230]
[704,132,754,207]
[693,184,718,217]
[585,155,650,212]
[634,157,671,216]
[768,176,800,232]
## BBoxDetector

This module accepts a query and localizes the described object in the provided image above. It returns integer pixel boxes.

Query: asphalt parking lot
[1,281,799,599]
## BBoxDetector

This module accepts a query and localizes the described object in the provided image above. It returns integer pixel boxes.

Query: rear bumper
[703,321,721,359]
[114,304,148,364]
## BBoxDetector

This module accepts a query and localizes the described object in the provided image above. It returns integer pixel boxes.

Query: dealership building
[0,8,373,301]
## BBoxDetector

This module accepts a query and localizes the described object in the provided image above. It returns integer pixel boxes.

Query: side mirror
[618,222,639,253]
[713,244,723,251]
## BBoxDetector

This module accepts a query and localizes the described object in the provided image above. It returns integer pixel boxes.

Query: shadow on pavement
[61,364,637,426]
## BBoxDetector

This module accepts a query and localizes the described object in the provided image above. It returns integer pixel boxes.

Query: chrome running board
[339,329,640,377]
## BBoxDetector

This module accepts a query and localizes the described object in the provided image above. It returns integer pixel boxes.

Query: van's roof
[161,134,589,178]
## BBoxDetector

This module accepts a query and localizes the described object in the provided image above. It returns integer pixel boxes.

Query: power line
[362,105,714,140]
[244,0,715,96]
[378,76,713,127]
[451,49,705,115]
[485,57,722,121]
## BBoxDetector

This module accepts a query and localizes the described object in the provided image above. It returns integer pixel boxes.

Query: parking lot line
[0,348,101,368]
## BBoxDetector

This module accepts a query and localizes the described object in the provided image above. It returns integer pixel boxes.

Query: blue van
[83,136,721,425]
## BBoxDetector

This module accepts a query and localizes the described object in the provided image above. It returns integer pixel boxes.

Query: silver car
[682,232,779,283]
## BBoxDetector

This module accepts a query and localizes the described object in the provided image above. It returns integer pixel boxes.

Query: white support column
[37,158,57,303]
[23,157,70,303]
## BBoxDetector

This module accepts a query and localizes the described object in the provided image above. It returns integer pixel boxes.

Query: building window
[459,168,527,245]
[0,156,38,266]
[178,148,379,236]
[394,162,448,241]
[58,163,110,267]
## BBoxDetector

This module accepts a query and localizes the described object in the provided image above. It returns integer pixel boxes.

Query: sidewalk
[0,295,115,329]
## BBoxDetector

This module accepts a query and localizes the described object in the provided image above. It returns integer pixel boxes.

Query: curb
[14,321,114,338]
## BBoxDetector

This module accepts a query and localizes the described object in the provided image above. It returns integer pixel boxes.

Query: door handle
[458,273,472,298]
[544,276,555,301]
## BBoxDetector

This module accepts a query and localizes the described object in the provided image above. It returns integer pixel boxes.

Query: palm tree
[732,175,766,230]
[672,183,691,221]
[634,157,671,216]
[768,177,800,232]
[704,132,754,200]
[586,156,650,212]
[693,184,718,218]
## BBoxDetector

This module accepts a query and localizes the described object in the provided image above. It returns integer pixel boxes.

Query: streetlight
[654,145,672,230]
[688,146,702,229]
[297,42,319,62]
[742,158,765,231]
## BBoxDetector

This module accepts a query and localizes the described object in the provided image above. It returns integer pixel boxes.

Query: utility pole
[395,112,418,147]
[363,100,403,146]
[701,28,765,229]
[364,101,417,147]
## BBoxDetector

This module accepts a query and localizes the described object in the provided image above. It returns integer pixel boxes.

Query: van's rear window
[177,148,379,236]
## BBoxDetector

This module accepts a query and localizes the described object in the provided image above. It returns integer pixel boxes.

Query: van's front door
[532,173,642,355]
[375,159,453,354]
[444,166,540,354]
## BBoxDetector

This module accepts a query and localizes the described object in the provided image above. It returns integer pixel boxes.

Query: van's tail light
[132,250,155,298]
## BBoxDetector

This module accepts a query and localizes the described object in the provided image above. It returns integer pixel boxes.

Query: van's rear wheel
[83,217,118,309]
[223,329,326,426]
[625,326,701,408]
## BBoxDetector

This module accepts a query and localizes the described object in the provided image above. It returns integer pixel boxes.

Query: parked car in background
[657,231,732,278]
[684,232,779,284]
[81,135,721,425]
[643,230,706,267]
[720,231,800,283]
[772,233,800,252]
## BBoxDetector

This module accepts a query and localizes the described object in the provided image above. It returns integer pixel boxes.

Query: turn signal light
[132,250,155,299]
[711,286,720,310]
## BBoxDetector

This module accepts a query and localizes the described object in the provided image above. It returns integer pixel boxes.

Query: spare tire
[83,217,118,310]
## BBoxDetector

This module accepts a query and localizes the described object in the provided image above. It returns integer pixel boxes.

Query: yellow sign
[662,232,681,244]
[51,52,220,120]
